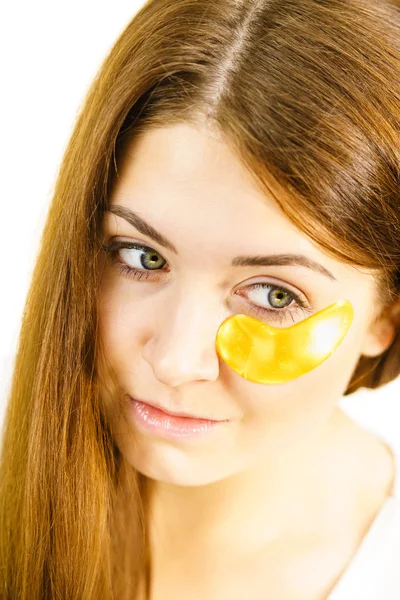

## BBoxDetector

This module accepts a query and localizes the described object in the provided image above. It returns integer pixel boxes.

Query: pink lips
[132,397,219,420]
[129,397,230,439]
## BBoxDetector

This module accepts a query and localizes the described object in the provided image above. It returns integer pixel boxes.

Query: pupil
[270,289,289,307]
[143,251,163,269]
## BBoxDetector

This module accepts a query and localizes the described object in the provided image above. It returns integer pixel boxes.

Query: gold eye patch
[215,299,354,384]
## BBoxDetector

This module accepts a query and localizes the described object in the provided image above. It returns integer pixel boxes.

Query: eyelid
[238,276,310,307]
[104,238,311,305]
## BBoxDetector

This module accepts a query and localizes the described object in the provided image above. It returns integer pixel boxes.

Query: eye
[100,241,314,323]
[101,241,168,280]
[236,283,313,324]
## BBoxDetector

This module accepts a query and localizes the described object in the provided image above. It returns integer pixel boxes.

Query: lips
[127,395,225,421]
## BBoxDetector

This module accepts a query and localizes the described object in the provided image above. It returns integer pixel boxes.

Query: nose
[141,288,228,387]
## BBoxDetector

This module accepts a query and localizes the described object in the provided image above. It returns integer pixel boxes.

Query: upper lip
[129,395,227,421]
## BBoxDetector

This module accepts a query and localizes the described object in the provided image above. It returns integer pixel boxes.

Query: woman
[1,0,400,598]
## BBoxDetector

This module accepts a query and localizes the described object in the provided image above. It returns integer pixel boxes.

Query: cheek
[98,271,160,342]
[98,306,137,373]
[236,329,363,449]
[97,279,142,378]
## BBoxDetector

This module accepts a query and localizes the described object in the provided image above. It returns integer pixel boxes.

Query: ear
[361,296,400,358]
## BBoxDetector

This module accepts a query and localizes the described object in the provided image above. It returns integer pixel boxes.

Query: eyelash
[100,242,313,324]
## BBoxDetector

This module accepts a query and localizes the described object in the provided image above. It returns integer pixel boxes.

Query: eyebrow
[105,204,337,281]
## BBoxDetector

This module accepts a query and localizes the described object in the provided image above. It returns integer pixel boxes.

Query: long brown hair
[1,0,400,597]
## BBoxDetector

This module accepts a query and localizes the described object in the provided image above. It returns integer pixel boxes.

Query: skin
[98,122,399,599]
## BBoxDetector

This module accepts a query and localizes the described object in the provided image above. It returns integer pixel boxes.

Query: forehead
[110,124,308,242]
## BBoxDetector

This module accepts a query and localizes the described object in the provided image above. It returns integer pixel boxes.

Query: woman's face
[98,122,391,486]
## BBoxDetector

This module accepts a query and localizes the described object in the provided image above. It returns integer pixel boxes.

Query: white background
[1,1,399,447]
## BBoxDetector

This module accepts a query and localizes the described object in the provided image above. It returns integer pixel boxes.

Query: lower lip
[129,397,230,439]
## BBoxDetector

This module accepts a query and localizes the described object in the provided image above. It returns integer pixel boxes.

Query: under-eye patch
[215,299,354,384]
